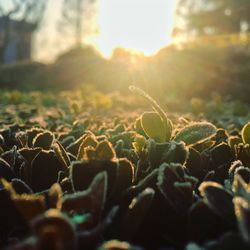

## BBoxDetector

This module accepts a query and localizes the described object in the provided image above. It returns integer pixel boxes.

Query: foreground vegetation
[1,88,250,250]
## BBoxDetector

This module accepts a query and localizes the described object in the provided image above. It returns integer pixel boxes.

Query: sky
[32,0,177,62]
[95,0,177,57]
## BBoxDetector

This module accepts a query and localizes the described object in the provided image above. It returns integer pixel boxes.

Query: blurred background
[0,0,250,104]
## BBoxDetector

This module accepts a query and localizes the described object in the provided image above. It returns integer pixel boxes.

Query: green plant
[130,86,217,146]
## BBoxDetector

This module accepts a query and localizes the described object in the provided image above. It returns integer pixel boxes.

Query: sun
[94,0,177,57]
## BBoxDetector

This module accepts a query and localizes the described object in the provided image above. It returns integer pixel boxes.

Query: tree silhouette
[175,0,250,37]
[0,0,47,63]
[59,0,96,47]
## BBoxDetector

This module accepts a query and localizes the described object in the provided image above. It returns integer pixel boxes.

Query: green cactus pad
[242,122,250,145]
[174,122,217,146]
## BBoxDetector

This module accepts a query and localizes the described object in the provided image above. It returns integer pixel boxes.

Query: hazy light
[95,0,177,57]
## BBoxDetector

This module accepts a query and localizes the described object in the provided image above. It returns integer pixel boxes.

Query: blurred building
[0,17,36,64]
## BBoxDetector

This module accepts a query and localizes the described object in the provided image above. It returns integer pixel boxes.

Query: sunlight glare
[95,0,177,57]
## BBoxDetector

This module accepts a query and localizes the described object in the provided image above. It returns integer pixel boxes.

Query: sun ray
[94,0,177,57]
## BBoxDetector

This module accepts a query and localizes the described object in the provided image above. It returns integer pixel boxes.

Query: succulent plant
[129,86,172,142]
[157,162,198,214]
[242,122,250,145]
[1,89,250,250]
[174,122,217,146]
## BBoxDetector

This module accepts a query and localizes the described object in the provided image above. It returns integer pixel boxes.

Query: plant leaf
[234,197,250,243]
[174,122,217,146]
[129,85,172,141]
[121,188,155,240]
[33,131,55,150]
[140,112,166,143]
[242,122,250,145]
[199,181,234,222]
